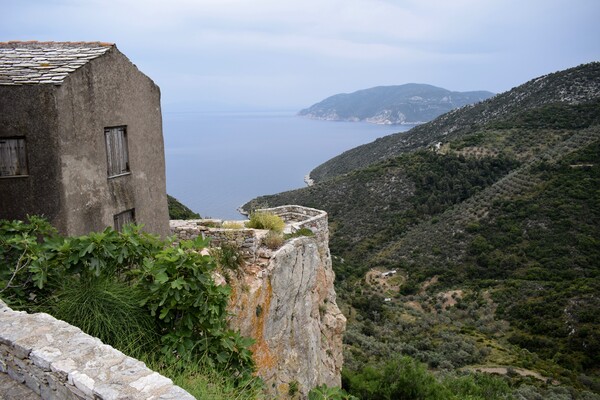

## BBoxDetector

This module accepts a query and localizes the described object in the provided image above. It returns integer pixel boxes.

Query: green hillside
[309,63,600,183]
[298,83,494,125]
[167,194,201,219]
[244,62,600,398]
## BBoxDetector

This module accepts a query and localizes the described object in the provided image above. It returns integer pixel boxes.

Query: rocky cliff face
[228,236,345,398]
[170,205,346,399]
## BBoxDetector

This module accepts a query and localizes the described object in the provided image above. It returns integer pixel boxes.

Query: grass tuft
[49,276,159,358]
[246,212,285,233]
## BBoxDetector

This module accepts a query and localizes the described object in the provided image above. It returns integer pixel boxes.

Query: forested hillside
[244,62,600,399]
[298,83,493,125]
[309,63,600,183]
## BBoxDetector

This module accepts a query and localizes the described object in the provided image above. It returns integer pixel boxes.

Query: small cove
[164,111,411,219]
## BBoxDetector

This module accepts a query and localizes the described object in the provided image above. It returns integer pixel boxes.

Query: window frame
[113,208,136,232]
[0,136,28,178]
[104,126,130,178]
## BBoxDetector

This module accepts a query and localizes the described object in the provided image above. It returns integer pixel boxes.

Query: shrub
[138,237,255,378]
[0,215,58,307]
[309,384,358,400]
[263,231,284,250]
[0,217,256,383]
[150,358,265,400]
[50,275,158,358]
[285,227,315,239]
[210,243,245,271]
[246,212,285,233]
[221,221,245,229]
[343,356,452,400]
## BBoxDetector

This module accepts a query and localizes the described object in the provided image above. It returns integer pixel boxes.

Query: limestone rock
[227,236,346,399]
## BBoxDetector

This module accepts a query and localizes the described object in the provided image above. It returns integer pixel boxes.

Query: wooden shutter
[105,127,129,177]
[114,209,135,232]
[0,138,28,177]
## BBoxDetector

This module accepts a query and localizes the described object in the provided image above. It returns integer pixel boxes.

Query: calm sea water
[163,111,411,219]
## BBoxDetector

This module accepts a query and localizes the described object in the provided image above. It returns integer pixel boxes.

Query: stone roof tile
[0,41,114,86]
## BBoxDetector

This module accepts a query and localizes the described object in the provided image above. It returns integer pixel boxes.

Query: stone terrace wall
[0,300,194,400]
[169,219,266,262]
[170,205,329,259]
[258,205,329,253]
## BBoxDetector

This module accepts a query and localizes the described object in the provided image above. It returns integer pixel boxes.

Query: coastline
[304,173,314,186]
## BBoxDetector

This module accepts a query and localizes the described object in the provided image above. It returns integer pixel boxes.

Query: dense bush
[0,217,255,383]
[246,211,286,232]
[210,243,245,271]
[263,231,285,249]
[343,356,514,400]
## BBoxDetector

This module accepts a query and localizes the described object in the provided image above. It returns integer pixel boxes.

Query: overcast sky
[2,0,599,112]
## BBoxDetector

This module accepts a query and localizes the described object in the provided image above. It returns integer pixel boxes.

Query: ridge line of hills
[309,62,600,183]
[299,83,494,125]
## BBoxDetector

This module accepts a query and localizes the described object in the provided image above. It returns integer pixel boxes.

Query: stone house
[0,41,169,236]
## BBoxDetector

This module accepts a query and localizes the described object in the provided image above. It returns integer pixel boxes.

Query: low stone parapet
[0,300,194,400]
[258,205,330,253]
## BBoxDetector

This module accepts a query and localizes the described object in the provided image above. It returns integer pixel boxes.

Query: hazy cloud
[2,0,599,110]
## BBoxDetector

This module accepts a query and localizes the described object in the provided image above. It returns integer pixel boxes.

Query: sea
[163,111,412,219]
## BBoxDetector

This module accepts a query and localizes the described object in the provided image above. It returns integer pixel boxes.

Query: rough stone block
[69,370,95,398]
[23,368,42,395]
[129,371,172,393]
[31,346,63,371]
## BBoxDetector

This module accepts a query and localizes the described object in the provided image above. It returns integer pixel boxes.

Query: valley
[244,62,600,399]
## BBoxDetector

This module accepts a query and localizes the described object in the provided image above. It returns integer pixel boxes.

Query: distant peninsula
[299,83,494,125]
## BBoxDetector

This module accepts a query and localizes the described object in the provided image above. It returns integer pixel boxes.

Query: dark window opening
[0,137,28,177]
[114,209,135,232]
[105,126,129,177]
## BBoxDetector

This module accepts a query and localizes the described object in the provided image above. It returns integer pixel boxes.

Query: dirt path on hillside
[466,366,558,384]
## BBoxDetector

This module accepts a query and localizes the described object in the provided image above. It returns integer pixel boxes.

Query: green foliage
[50,276,158,358]
[246,212,286,233]
[0,218,256,385]
[263,231,284,250]
[343,356,452,400]
[441,373,512,399]
[149,358,265,400]
[0,215,58,307]
[211,243,245,271]
[285,227,315,239]
[343,356,516,400]
[289,380,300,396]
[242,65,600,398]
[309,384,358,400]
[489,99,600,130]
[136,236,255,378]
[167,194,201,220]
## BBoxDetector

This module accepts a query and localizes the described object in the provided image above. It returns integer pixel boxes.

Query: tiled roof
[0,41,114,85]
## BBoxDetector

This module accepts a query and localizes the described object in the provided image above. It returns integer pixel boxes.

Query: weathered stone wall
[258,205,329,253]
[0,300,194,400]
[169,219,267,262]
[0,43,170,238]
[56,45,170,237]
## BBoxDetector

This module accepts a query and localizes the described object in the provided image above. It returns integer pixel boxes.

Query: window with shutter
[0,137,28,177]
[114,209,135,232]
[104,126,130,177]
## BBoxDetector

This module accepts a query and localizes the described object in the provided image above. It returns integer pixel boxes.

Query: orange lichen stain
[250,279,277,371]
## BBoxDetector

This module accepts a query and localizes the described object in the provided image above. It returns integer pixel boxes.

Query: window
[0,137,28,177]
[114,209,135,232]
[105,126,129,177]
